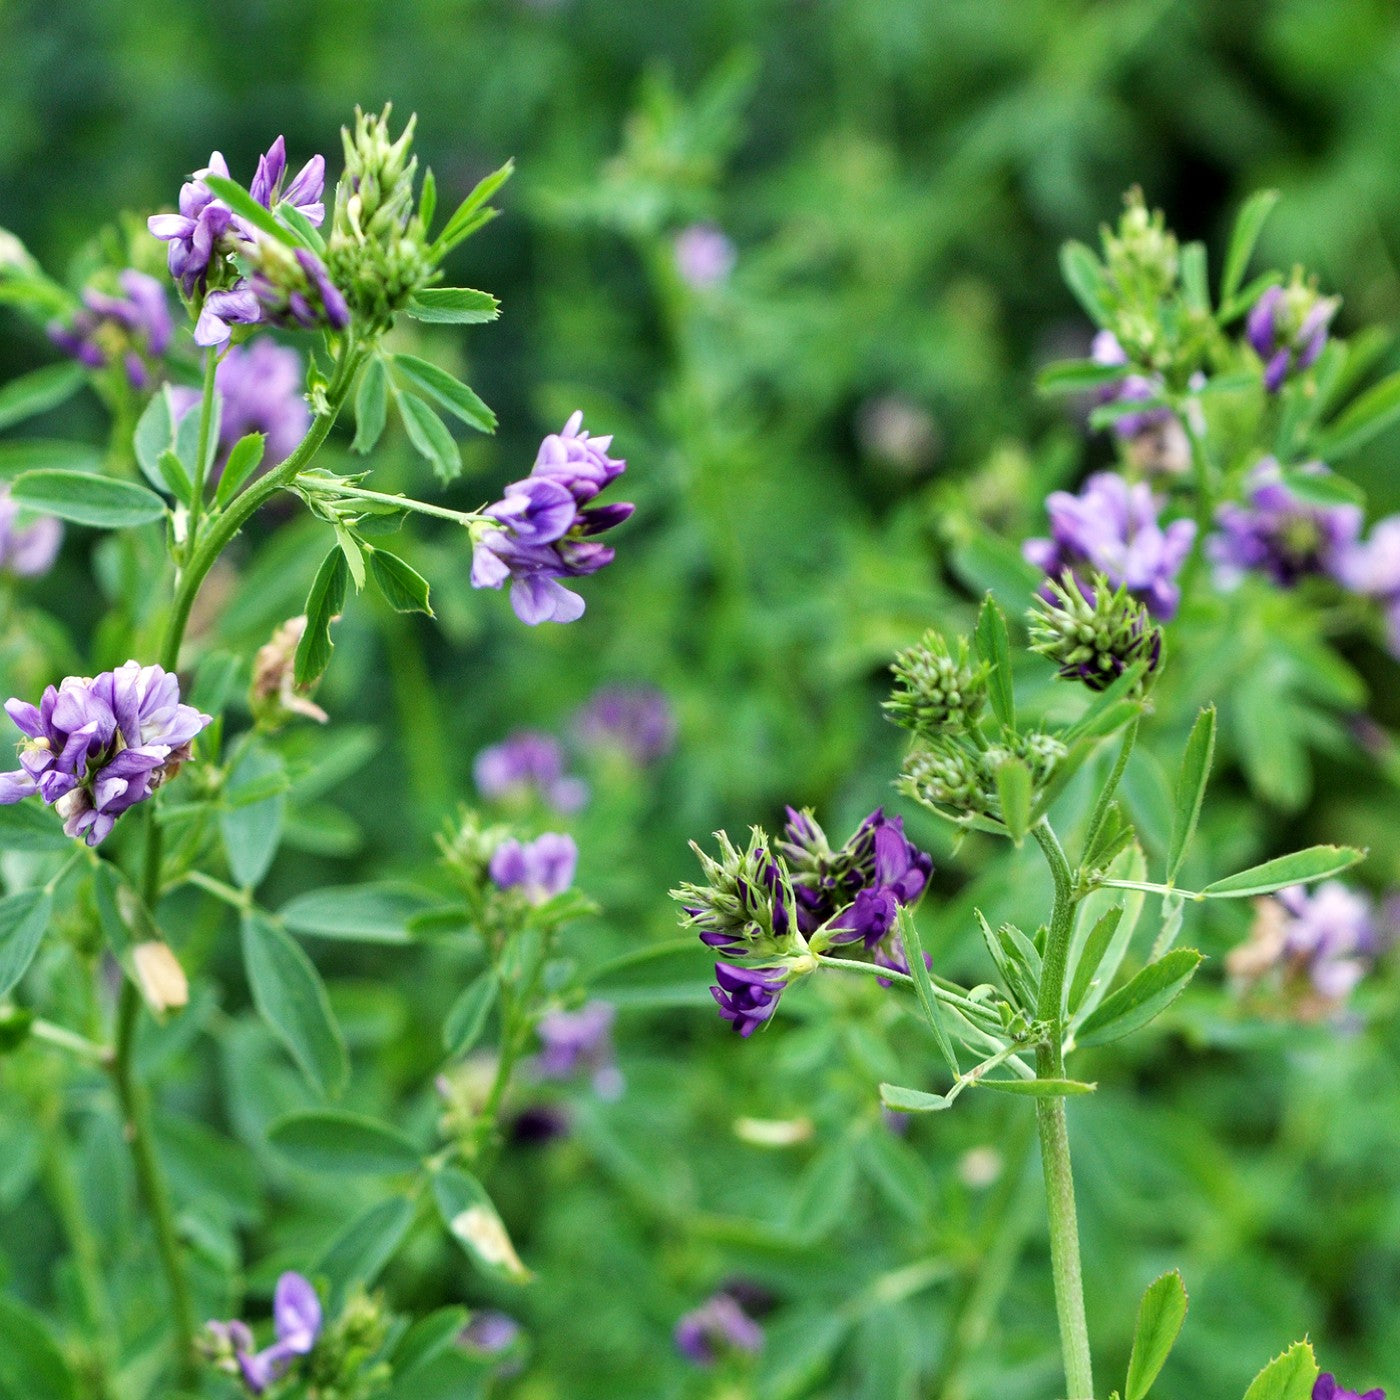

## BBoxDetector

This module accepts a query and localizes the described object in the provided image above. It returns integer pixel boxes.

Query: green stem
[1031,821,1094,1400]
[304,478,486,527]
[109,980,197,1386]
[185,348,220,548]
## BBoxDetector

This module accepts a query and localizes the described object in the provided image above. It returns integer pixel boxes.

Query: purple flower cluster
[1315,1373,1385,1400]
[1209,461,1361,588]
[675,1290,764,1366]
[1090,331,1172,439]
[673,223,736,290]
[1247,283,1337,393]
[1337,514,1400,655]
[208,1272,322,1396]
[572,684,675,766]
[535,1000,623,1098]
[1024,471,1196,620]
[0,662,210,845]
[48,269,172,389]
[0,483,62,578]
[710,962,789,1038]
[474,730,588,813]
[148,136,344,347]
[171,339,310,474]
[471,412,633,625]
[489,832,578,903]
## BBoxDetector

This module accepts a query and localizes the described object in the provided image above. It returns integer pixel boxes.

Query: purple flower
[196,246,348,349]
[473,730,587,812]
[1248,283,1338,393]
[1024,471,1196,620]
[211,1272,322,1396]
[49,269,173,389]
[0,483,62,577]
[535,1000,623,1098]
[1090,331,1173,439]
[148,137,326,300]
[710,962,787,1037]
[489,832,578,903]
[1209,460,1362,589]
[1336,514,1400,656]
[1314,1374,1385,1400]
[471,412,633,625]
[572,684,675,765]
[673,224,736,290]
[0,662,211,845]
[459,1309,523,1358]
[172,340,310,474]
[675,1292,764,1365]
[873,934,933,987]
[1276,882,1384,1001]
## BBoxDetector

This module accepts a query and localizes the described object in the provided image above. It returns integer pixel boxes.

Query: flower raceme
[471,412,634,625]
[206,1272,322,1396]
[488,832,578,904]
[48,268,173,389]
[0,662,210,845]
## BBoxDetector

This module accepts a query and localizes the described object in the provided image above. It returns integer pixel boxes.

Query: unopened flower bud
[898,742,987,816]
[1103,187,1179,307]
[885,631,987,737]
[132,941,189,1014]
[1246,271,1339,393]
[1029,572,1162,691]
[251,616,329,727]
[672,828,800,959]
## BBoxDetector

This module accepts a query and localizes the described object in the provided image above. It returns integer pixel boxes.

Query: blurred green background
[2,1,1400,1397]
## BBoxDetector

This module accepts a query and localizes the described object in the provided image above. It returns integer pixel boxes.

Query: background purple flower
[1337,514,1400,655]
[674,1291,764,1364]
[0,661,210,845]
[211,1271,322,1396]
[489,832,578,902]
[0,483,62,578]
[1090,331,1173,439]
[673,223,736,290]
[1209,460,1361,588]
[471,411,633,625]
[535,1000,623,1098]
[1023,471,1196,620]
[473,730,588,812]
[48,269,173,388]
[572,684,676,766]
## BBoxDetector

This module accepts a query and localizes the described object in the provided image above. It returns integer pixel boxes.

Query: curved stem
[1031,820,1094,1400]
[185,348,219,549]
[109,980,197,1386]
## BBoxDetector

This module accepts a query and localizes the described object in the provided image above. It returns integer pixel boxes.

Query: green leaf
[1180,242,1209,312]
[1220,190,1279,304]
[156,448,192,504]
[1125,1270,1188,1400]
[215,433,267,506]
[978,1077,1096,1097]
[393,354,496,434]
[1167,706,1215,882]
[1060,240,1110,324]
[370,549,434,615]
[1241,1342,1318,1400]
[240,912,348,1097]
[397,392,462,484]
[134,387,176,491]
[1036,358,1131,396]
[1075,948,1202,1047]
[0,889,53,999]
[353,357,390,455]
[1315,369,1400,458]
[786,1143,861,1242]
[878,1083,954,1113]
[220,742,286,889]
[434,1167,532,1283]
[0,803,70,853]
[0,362,85,433]
[278,203,325,253]
[294,547,348,688]
[974,594,1014,729]
[434,160,514,252]
[0,439,100,478]
[898,908,959,1078]
[335,523,368,592]
[1219,270,1283,325]
[1279,468,1364,509]
[1200,845,1364,899]
[316,1196,416,1303]
[280,882,429,943]
[405,287,501,325]
[391,1307,472,1381]
[443,972,497,1055]
[11,470,166,528]
[0,1295,76,1400]
[1067,907,1123,1016]
[418,168,438,232]
[994,755,1032,845]
[201,173,304,249]
[268,1109,421,1175]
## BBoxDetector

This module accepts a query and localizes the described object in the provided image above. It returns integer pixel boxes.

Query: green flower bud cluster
[437,808,512,890]
[672,827,800,957]
[1103,188,1179,315]
[885,631,988,738]
[302,1288,392,1400]
[327,106,433,331]
[1028,573,1162,692]
[900,730,1066,829]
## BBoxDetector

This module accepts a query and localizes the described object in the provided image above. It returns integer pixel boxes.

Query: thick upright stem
[1031,821,1094,1400]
